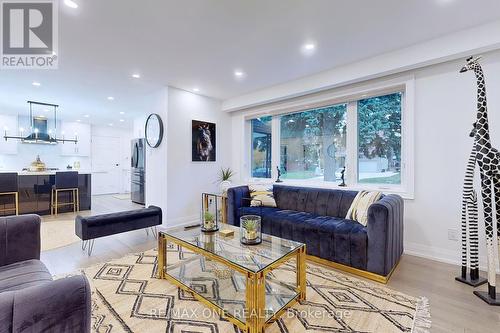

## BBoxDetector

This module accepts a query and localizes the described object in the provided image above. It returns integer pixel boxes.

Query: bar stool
[0,173,18,216]
[51,171,79,216]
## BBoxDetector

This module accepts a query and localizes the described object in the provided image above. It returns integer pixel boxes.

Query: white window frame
[245,75,415,199]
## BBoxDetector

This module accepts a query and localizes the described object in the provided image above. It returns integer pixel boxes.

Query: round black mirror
[145,113,164,148]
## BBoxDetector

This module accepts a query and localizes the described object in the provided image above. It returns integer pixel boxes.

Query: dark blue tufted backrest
[273,185,361,218]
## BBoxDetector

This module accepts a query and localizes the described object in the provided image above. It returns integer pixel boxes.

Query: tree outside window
[279,104,347,182]
[357,93,402,184]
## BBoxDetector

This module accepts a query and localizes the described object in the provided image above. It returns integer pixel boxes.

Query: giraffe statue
[455,123,487,286]
[460,56,500,305]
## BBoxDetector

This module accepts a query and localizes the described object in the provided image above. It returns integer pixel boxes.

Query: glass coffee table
[157,224,306,333]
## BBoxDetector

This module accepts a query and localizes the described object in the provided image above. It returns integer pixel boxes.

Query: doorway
[91,136,122,195]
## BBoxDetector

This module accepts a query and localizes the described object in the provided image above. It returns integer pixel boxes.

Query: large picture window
[357,93,402,185]
[251,116,272,178]
[279,104,347,183]
[247,88,409,194]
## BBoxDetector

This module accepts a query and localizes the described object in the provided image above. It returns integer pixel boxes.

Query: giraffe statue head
[460,56,483,73]
[469,122,477,138]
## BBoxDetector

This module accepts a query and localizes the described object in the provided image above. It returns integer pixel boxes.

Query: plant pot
[245,230,257,240]
[219,180,231,194]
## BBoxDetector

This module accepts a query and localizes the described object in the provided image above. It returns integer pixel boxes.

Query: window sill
[246,178,414,200]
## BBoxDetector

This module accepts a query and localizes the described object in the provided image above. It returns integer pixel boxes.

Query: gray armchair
[0,215,91,333]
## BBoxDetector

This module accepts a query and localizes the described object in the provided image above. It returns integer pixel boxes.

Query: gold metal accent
[158,232,306,332]
[306,254,399,284]
[219,229,234,237]
[29,155,46,172]
[51,187,79,216]
[0,192,18,215]
[221,195,228,224]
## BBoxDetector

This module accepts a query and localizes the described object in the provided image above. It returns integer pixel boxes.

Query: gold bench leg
[15,192,19,216]
[55,189,58,216]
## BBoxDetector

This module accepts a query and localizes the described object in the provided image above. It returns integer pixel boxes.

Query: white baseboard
[404,242,500,274]
[163,214,199,230]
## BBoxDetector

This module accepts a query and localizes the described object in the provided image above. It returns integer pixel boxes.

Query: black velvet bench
[75,206,162,255]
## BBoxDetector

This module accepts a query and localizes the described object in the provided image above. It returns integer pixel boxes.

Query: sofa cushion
[248,184,277,207]
[273,185,359,218]
[0,259,52,292]
[268,210,318,241]
[346,190,383,226]
[314,218,368,270]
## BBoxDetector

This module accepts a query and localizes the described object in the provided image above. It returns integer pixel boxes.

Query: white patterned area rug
[84,247,431,333]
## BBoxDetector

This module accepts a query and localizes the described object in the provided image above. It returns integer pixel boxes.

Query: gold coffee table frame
[158,230,306,333]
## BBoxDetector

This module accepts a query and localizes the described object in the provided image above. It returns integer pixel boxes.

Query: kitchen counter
[0,170,91,175]
[0,173,91,216]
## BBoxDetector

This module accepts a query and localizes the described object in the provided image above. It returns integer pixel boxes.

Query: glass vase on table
[201,193,219,232]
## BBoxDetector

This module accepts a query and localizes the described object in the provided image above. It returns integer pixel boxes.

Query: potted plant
[217,167,235,194]
[240,215,262,244]
[203,211,216,231]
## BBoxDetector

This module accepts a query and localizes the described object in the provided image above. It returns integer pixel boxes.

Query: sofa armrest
[227,186,250,226]
[0,275,91,333]
[366,194,404,276]
[0,215,41,267]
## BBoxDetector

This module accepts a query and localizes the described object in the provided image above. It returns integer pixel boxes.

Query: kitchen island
[0,171,91,216]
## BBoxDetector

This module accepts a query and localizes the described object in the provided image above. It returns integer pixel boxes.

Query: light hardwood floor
[41,195,499,333]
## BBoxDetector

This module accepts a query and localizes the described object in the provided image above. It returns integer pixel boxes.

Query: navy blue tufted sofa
[227,185,404,281]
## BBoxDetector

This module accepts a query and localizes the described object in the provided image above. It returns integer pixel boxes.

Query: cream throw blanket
[346,190,383,226]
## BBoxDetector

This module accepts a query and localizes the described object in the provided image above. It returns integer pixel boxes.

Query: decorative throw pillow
[248,184,277,207]
[345,190,383,227]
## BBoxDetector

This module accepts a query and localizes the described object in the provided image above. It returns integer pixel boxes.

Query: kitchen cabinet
[0,115,18,154]
[60,122,91,156]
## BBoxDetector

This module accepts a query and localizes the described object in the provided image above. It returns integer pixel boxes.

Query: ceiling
[1,0,500,127]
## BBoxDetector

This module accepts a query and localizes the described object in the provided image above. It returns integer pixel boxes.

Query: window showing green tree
[280,104,347,182]
[251,117,272,178]
[358,93,402,184]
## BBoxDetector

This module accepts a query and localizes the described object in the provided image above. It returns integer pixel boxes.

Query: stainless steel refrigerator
[131,138,146,204]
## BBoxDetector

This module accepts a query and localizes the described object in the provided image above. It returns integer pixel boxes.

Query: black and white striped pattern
[461,56,500,293]
[461,144,479,275]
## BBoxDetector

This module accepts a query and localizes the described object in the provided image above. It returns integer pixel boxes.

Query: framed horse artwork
[192,120,216,162]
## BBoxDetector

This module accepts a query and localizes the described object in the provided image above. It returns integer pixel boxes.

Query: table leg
[158,234,166,279]
[246,271,266,333]
[297,245,307,301]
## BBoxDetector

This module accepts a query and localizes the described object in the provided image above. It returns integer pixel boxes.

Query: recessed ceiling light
[304,43,315,50]
[109,123,113,126]
[32,81,41,87]
[193,87,200,92]
[83,114,89,118]
[64,0,78,9]
[76,119,81,122]
[302,42,316,55]
[107,96,114,101]
[119,111,125,115]
[234,70,245,78]
[132,73,141,79]
[436,0,454,5]
[119,119,125,122]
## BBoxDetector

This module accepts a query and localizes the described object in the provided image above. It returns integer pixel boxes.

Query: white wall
[136,88,169,218]
[228,49,500,269]
[166,87,232,225]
